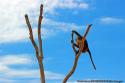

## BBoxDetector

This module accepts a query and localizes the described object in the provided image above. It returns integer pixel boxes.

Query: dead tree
[25,4,45,83]
[63,24,96,83]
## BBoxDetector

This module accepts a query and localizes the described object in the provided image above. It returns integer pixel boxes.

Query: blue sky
[0,0,125,83]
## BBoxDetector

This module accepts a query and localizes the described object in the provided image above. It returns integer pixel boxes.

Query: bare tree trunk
[38,60,45,83]
[25,4,45,83]
[63,51,82,83]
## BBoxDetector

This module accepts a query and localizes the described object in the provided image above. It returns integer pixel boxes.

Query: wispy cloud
[0,55,32,65]
[0,0,56,44]
[0,0,40,43]
[43,18,84,32]
[0,78,14,83]
[43,0,89,13]
[0,54,32,72]
[99,17,125,24]
[0,54,64,81]
[45,71,64,80]
[0,0,87,44]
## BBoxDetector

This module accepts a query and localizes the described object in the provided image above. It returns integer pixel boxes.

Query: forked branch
[25,4,45,83]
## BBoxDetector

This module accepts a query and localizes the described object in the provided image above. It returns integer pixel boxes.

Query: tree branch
[63,49,82,83]
[38,4,45,83]
[81,24,92,51]
[83,24,92,39]
[25,15,39,60]
[38,4,43,59]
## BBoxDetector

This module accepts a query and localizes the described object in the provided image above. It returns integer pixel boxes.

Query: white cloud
[0,0,55,43]
[0,0,87,43]
[45,71,64,80]
[1,68,64,80]
[0,64,9,72]
[79,3,89,9]
[57,0,89,9]
[0,0,41,43]
[43,18,84,32]
[43,0,89,13]
[0,55,32,65]
[0,78,14,83]
[100,17,125,24]
[0,54,64,81]
[0,68,64,80]
[0,54,32,73]
[6,69,39,78]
